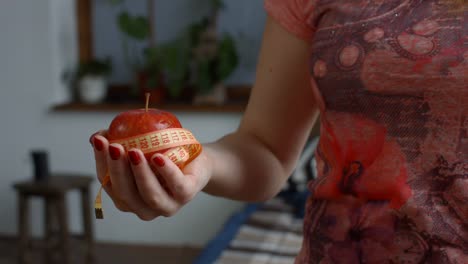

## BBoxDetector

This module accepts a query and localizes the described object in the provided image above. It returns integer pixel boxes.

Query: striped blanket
[195,137,317,264]
[214,198,304,264]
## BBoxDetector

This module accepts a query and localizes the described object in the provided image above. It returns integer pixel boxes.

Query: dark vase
[31,150,50,182]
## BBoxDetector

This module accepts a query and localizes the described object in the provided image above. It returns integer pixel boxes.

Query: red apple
[94,95,203,219]
[106,101,201,168]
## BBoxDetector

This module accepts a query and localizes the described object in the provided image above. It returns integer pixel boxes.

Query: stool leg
[18,193,30,264]
[57,195,70,264]
[44,198,54,264]
[81,187,95,264]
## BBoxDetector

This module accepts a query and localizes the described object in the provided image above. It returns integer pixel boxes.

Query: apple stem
[145,93,150,112]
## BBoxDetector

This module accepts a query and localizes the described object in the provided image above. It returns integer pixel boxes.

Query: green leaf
[210,0,225,10]
[159,36,191,98]
[117,12,149,40]
[188,20,208,45]
[217,35,238,80]
[197,60,215,94]
[139,33,192,98]
[77,58,112,77]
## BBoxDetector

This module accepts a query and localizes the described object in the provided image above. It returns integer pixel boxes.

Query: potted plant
[190,14,239,105]
[109,0,237,105]
[76,58,112,104]
[158,0,238,104]
[156,34,193,103]
[114,1,168,104]
[137,46,168,104]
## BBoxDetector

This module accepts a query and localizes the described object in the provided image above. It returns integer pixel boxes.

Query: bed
[193,137,318,264]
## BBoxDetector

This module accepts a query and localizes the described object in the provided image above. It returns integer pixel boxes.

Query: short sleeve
[264,0,316,43]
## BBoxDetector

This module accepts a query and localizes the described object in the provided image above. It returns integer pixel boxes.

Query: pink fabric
[264,0,317,42]
[264,0,467,263]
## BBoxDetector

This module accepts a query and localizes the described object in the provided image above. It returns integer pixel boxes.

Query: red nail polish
[109,145,121,160]
[89,132,99,145]
[152,156,165,167]
[93,137,104,151]
[128,150,141,165]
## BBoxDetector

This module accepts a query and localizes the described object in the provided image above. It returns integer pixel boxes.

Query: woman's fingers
[90,132,130,212]
[128,149,180,217]
[90,130,198,220]
[107,144,158,221]
[150,153,197,204]
[101,184,132,213]
[91,134,109,183]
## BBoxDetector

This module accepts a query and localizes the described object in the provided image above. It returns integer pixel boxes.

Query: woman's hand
[90,131,212,221]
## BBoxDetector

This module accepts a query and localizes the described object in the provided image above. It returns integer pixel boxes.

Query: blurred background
[0,0,270,263]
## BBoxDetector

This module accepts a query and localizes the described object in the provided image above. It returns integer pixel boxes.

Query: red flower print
[313,198,431,263]
[313,112,412,209]
[316,198,400,264]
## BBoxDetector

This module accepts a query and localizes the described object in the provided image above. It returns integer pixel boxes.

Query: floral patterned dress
[265,0,467,263]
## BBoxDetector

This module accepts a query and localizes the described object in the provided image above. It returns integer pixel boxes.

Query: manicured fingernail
[128,150,141,165]
[109,145,121,160]
[152,156,165,167]
[93,137,104,151]
[89,132,99,145]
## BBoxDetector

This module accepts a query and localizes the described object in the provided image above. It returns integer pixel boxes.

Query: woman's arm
[203,16,319,201]
[90,16,319,220]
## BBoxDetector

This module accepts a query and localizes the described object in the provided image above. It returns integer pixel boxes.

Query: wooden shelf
[51,84,251,113]
[51,102,247,113]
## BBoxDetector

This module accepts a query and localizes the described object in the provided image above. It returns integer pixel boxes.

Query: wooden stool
[13,174,95,264]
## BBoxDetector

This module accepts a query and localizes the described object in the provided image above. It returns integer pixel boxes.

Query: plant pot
[78,75,108,104]
[137,72,166,105]
[174,85,195,104]
[192,82,227,105]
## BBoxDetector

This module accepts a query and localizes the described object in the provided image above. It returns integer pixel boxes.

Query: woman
[91,0,467,262]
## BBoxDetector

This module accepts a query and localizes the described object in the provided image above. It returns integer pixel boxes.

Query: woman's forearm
[202,17,320,202]
[202,131,292,202]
